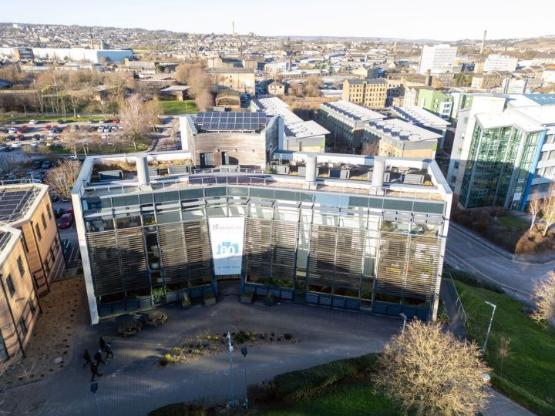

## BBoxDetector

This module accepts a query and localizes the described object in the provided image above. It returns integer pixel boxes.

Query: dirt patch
[0,277,84,389]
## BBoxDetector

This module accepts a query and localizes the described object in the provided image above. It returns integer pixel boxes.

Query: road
[445,223,554,302]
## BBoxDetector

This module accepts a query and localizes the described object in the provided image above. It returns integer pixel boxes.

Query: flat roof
[523,94,555,106]
[322,100,385,122]
[366,118,442,142]
[194,112,270,132]
[393,106,450,129]
[252,97,330,139]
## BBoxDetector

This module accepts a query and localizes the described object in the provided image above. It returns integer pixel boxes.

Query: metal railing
[445,271,468,326]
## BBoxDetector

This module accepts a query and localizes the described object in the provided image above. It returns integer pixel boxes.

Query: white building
[418,44,457,75]
[31,48,133,64]
[483,54,518,73]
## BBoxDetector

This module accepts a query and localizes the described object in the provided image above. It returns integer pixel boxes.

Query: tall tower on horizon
[481,30,487,54]
[232,20,235,35]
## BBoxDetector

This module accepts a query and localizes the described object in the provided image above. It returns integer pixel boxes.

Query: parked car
[57,213,74,229]
[41,160,52,169]
[54,207,65,218]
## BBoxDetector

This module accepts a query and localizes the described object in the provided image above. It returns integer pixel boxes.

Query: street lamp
[226,331,234,407]
[483,301,497,352]
[400,313,407,334]
[241,346,248,409]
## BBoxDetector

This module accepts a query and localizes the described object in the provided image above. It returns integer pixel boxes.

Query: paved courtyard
[1,286,401,416]
[0,279,535,416]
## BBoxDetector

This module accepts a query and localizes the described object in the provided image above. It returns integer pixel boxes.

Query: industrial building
[448,93,555,210]
[318,100,385,151]
[72,151,452,325]
[342,78,388,109]
[208,67,256,95]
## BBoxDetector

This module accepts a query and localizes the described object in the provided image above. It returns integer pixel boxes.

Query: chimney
[136,155,150,186]
[425,69,432,87]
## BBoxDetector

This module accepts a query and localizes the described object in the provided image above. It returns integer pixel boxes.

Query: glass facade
[82,186,446,319]
[460,124,541,209]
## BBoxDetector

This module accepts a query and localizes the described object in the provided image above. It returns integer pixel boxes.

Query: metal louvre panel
[158,223,188,284]
[182,220,211,270]
[335,228,365,275]
[406,235,441,300]
[375,232,409,297]
[271,221,297,267]
[116,228,149,291]
[86,231,123,296]
[245,218,273,263]
[307,224,336,277]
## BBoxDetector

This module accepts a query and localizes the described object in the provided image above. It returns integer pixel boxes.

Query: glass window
[35,224,42,241]
[41,213,47,229]
[17,256,25,278]
[0,329,8,362]
[156,209,181,224]
[6,274,15,297]
[19,317,28,337]
[115,214,141,229]
[47,204,52,220]
[154,191,180,203]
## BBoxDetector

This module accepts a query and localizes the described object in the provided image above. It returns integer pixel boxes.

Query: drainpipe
[0,273,26,358]
[30,221,50,293]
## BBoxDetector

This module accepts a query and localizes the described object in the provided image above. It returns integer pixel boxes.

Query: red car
[57,213,74,229]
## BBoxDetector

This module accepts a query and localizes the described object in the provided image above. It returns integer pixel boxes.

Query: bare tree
[59,129,81,158]
[528,197,542,230]
[44,160,81,200]
[119,94,161,151]
[531,271,555,326]
[0,152,19,176]
[375,320,490,416]
[541,188,554,237]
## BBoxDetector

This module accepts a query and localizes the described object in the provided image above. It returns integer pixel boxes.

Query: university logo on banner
[208,217,245,275]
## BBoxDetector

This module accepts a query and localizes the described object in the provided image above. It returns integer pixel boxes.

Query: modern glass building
[449,93,555,210]
[72,152,452,325]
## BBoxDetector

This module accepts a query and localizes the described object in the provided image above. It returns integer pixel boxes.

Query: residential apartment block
[342,78,388,109]
[448,93,555,210]
[72,151,452,325]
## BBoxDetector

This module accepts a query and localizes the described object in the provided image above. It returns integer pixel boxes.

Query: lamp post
[400,313,407,334]
[241,346,249,409]
[226,331,234,407]
[483,301,497,353]
[90,382,100,416]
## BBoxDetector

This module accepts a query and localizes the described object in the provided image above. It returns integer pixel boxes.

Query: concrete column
[136,155,150,186]
[305,155,317,184]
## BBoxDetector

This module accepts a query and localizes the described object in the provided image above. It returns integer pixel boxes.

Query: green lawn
[455,280,555,415]
[497,215,530,233]
[160,100,197,115]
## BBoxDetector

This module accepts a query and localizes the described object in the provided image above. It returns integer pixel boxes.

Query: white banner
[208,217,245,276]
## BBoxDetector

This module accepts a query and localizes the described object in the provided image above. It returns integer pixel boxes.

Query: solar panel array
[0,230,10,252]
[0,188,37,223]
[195,112,269,132]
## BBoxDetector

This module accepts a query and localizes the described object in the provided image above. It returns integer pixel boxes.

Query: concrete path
[445,223,554,302]
[1,287,538,416]
[484,388,536,416]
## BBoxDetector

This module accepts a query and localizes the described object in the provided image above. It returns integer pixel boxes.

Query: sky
[2,0,554,41]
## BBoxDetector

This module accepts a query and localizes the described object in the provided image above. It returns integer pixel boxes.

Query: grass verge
[455,280,555,415]
[160,100,197,115]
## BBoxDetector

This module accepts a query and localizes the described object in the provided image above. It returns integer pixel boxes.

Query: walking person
[94,349,106,367]
[82,349,92,368]
[99,336,107,352]
[104,342,114,360]
[90,362,102,382]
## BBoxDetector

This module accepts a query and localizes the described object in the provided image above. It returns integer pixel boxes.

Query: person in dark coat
[90,362,102,382]
[82,349,92,368]
[104,343,114,360]
[94,349,106,366]
[99,336,107,351]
